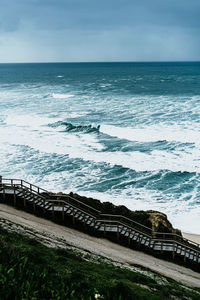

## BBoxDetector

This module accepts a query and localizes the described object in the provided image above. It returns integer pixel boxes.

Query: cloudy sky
[0,0,200,62]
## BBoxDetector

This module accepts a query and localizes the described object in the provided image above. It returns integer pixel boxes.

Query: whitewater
[0,62,200,233]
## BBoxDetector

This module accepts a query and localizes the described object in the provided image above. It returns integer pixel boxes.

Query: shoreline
[182,232,200,245]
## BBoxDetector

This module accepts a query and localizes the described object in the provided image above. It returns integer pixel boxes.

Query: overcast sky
[0,0,200,62]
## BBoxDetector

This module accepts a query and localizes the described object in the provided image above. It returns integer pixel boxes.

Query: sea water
[0,62,200,233]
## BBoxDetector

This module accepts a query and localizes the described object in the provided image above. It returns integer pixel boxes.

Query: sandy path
[0,204,200,288]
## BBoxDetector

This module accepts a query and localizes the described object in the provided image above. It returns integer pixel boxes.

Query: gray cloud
[0,0,200,62]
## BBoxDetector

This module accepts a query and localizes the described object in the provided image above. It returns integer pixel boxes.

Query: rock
[147,210,182,236]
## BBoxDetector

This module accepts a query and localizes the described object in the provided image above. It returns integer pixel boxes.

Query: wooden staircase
[1,177,200,264]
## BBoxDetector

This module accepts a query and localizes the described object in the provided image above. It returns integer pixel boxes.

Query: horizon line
[0,60,200,64]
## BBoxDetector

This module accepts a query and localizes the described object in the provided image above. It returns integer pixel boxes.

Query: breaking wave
[51,121,100,133]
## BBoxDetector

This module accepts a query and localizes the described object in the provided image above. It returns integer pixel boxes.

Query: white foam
[2,115,200,173]
[68,148,200,173]
[100,83,112,88]
[5,114,55,128]
[67,112,89,118]
[52,93,74,99]
[100,124,200,145]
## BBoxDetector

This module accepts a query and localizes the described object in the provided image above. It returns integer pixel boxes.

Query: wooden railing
[1,177,200,263]
[1,178,50,195]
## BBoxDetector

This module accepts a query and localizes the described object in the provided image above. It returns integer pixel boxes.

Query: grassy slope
[0,226,199,300]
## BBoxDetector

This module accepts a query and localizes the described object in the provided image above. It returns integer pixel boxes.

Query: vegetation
[69,192,180,234]
[70,192,151,225]
[0,225,199,300]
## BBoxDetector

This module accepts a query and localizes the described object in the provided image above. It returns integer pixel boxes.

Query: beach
[183,232,200,245]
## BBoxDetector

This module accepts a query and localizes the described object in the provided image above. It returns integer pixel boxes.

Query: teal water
[0,62,200,233]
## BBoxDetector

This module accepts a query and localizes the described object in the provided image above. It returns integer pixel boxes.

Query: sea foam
[52,93,74,99]
[100,124,200,145]
[2,114,200,173]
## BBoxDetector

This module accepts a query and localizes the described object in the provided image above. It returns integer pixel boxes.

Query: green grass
[0,226,199,300]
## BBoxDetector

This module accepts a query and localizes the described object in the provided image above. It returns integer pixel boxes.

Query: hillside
[1,224,200,300]
[0,204,200,295]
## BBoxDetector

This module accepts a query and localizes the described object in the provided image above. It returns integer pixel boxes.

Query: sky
[0,0,200,62]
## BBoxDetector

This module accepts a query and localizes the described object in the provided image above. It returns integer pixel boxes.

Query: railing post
[43,199,45,214]
[52,203,54,218]
[14,186,16,206]
[128,228,131,245]
[23,189,26,207]
[117,224,119,240]
[72,207,75,224]
[196,252,198,263]
[184,247,186,262]
[62,202,64,221]
[172,242,175,259]
[83,214,86,227]
[33,197,36,211]
[3,184,5,201]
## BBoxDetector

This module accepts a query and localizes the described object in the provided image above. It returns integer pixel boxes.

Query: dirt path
[0,204,200,288]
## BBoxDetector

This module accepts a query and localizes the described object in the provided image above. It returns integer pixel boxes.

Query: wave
[100,124,200,145]
[51,121,100,133]
[52,93,74,99]
[3,117,200,173]
[64,122,100,133]
[3,114,200,173]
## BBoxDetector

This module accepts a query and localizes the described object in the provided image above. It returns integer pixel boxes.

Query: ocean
[0,62,200,233]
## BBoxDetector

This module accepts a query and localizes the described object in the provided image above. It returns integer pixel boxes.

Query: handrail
[96,219,153,238]
[2,178,50,195]
[1,177,200,252]
[154,232,200,248]
[100,213,152,233]
[49,194,101,214]
[97,219,200,254]
[1,178,100,215]
[46,199,97,219]
[151,238,200,254]
[1,178,154,234]
[9,183,48,201]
